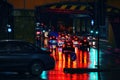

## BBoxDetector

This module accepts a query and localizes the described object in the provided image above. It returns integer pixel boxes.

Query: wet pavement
[46,38,120,80]
[0,38,120,80]
[47,46,120,80]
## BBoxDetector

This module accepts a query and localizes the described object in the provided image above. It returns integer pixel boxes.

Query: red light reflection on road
[48,71,90,80]
[48,47,91,80]
[42,38,99,80]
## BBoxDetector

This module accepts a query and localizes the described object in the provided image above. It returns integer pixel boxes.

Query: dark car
[62,39,75,53]
[79,37,90,51]
[48,36,58,51]
[0,40,55,76]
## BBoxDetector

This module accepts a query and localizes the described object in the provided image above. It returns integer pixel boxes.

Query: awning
[36,1,120,16]
[38,2,94,15]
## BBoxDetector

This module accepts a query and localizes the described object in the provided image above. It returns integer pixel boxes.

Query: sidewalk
[99,39,120,54]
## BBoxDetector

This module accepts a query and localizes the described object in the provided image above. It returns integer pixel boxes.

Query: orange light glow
[46,38,91,80]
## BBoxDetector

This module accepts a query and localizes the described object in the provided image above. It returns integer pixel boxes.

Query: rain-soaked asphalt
[0,38,120,80]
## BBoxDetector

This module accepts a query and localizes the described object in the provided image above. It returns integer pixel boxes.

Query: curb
[63,68,120,74]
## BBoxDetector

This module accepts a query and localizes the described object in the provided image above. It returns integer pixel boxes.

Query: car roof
[0,39,27,43]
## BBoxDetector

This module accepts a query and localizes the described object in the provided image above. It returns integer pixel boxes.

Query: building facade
[4,0,120,48]
[7,0,120,9]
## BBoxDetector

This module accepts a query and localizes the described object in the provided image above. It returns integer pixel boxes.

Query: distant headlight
[87,37,90,40]
[93,37,96,40]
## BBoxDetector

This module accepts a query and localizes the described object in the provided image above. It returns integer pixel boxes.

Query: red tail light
[67,43,71,45]
[75,38,78,40]
[36,31,41,35]
[80,42,82,45]
[84,39,87,42]
[62,44,65,48]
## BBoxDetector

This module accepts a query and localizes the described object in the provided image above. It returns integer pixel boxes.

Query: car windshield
[0,41,36,52]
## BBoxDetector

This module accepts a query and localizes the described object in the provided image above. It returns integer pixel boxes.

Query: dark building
[0,0,14,39]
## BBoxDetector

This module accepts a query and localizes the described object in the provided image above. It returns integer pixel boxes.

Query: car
[72,35,80,47]
[79,37,90,51]
[62,39,75,53]
[48,36,58,51]
[48,36,57,45]
[57,36,66,48]
[83,34,97,47]
[0,40,55,77]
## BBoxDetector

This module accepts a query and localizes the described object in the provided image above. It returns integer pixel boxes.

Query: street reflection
[47,46,99,80]
[0,72,99,80]
[0,72,44,80]
[0,38,99,80]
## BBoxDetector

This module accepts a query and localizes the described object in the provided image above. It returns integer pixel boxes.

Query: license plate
[67,46,71,47]
[53,45,56,48]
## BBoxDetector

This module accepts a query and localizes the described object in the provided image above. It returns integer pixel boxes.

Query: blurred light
[93,42,96,46]
[90,30,94,34]
[89,48,98,68]
[91,19,94,26]
[8,28,12,32]
[93,37,96,40]
[43,30,45,32]
[41,71,48,79]
[84,39,87,42]
[44,32,48,37]
[36,31,41,35]
[36,22,40,26]
[95,31,98,34]
[7,24,12,33]
[90,72,98,80]
[41,23,44,26]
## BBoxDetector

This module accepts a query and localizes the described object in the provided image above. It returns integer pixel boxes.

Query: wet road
[47,47,99,80]
[1,38,120,80]
[46,38,120,80]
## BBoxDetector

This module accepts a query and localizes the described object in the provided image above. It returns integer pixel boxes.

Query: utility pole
[95,0,106,69]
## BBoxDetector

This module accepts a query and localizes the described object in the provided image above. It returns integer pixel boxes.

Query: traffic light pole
[95,0,100,69]
[95,0,106,69]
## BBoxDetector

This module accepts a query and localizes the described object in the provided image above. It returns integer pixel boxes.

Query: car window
[20,43,35,51]
[14,42,36,52]
[0,41,36,52]
[0,42,10,51]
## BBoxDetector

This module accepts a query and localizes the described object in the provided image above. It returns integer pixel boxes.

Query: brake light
[75,38,78,40]
[84,39,87,42]
[67,43,71,45]
[62,44,65,48]
[80,42,82,45]
[36,31,41,35]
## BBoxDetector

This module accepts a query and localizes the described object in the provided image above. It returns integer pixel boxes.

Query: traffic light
[95,31,98,34]
[91,19,94,26]
[7,24,12,33]
[90,30,94,34]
